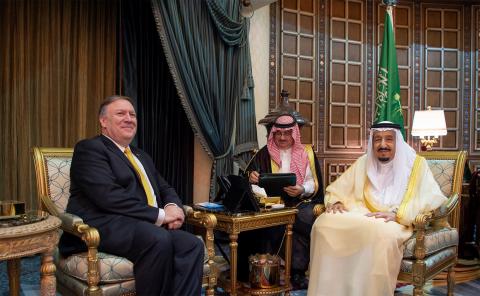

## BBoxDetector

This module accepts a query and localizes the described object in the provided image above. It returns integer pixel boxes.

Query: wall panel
[422,5,463,150]
[280,0,317,145]
[270,0,476,186]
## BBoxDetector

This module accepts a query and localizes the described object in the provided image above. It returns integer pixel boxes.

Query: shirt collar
[102,134,130,153]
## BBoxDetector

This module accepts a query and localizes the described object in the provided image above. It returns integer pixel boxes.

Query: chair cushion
[56,271,136,296]
[400,246,456,273]
[403,228,458,259]
[57,251,134,284]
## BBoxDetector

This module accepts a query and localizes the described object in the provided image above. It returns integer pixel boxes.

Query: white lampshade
[411,109,447,137]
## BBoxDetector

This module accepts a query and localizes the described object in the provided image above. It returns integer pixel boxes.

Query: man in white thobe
[307,121,447,296]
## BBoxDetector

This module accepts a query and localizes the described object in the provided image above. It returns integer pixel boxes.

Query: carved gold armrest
[58,212,85,234]
[431,193,459,221]
[412,211,434,260]
[58,212,100,246]
[183,206,217,263]
[58,212,101,296]
[313,203,326,217]
[406,193,458,261]
[184,206,217,263]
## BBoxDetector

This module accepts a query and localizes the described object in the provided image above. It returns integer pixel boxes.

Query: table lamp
[411,107,447,151]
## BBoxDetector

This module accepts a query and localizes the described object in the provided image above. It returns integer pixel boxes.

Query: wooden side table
[0,212,61,296]
[209,208,298,296]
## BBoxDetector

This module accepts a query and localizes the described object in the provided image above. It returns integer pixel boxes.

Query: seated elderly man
[307,122,447,296]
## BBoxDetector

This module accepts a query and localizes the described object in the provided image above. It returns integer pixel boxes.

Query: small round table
[0,211,61,296]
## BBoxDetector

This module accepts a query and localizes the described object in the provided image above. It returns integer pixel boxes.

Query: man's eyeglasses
[273,130,293,137]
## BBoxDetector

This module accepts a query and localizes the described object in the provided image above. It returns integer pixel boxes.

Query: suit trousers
[99,217,204,296]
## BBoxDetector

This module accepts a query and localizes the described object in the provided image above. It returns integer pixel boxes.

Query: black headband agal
[273,122,296,128]
[371,122,401,130]
[273,114,297,128]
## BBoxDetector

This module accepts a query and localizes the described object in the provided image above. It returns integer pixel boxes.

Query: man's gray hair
[98,95,134,117]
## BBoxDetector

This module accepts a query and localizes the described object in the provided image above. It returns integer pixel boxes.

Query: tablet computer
[258,173,296,197]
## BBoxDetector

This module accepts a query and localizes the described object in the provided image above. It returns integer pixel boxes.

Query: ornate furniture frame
[205,208,298,296]
[32,147,218,296]
[313,150,467,296]
[0,213,61,296]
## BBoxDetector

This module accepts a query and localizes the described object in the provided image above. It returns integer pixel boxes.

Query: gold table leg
[40,248,57,296]
[229,233,238,296]
[7,258,20,296]
[284,223,293,296]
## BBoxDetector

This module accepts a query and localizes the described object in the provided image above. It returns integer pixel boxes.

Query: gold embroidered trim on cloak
[305,144,319,196]
[363,155,422,215]
[397,155,423,219]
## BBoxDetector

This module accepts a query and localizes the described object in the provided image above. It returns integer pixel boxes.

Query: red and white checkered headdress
[267,115,309,185]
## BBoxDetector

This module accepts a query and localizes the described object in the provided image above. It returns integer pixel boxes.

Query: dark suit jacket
[60,135,183,256]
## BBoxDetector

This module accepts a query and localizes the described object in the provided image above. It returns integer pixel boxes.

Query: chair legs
[447,265,455,296]
[410,265,455,296]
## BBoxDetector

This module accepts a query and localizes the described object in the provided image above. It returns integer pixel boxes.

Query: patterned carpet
[1,255,480,295]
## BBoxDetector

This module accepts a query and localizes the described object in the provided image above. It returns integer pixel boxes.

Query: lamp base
[420,137,437,151]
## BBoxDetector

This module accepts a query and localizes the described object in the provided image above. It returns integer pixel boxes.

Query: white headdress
[366,121,417,207]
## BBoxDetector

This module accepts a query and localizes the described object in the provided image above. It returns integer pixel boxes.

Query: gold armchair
[397,150,467,295]
[313,150,467,296]
[32,147,218,296]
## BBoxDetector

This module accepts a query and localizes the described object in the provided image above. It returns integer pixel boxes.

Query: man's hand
[249,171,260,184]
[365,211,396,222]
[164,205,185,229]
[283,185,304,197]
[326,202,347,214]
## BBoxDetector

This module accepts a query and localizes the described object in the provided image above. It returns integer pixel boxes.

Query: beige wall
[193,137,212,203]
[193,6,271,203]
[249,5,270,148]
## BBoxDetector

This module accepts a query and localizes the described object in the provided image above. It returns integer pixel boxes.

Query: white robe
[307,155,446,296]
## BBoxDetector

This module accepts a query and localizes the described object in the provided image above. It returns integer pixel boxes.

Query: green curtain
[150,0,257,194]
[120,0,194,204]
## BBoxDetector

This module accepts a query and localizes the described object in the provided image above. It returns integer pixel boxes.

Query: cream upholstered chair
[32,147,218,296]
[313,150,467,296]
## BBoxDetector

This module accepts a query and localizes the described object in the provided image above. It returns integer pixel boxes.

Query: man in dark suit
[59,95,203,296]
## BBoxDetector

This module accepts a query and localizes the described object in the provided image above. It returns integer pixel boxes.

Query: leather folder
[258,173,296,197]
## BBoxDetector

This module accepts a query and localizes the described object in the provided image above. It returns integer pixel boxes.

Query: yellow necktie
[124,147,155,206]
